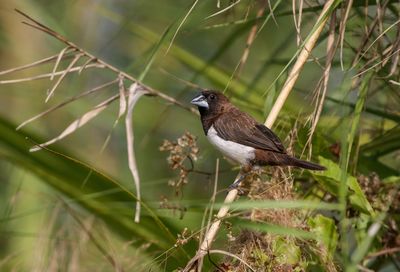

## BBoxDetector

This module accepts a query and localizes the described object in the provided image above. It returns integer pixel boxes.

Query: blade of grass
[225,199,342,210]
[166,0,199,54]
[235,219,315,240]
[0,117,189,262]
[0,118,186,256]
[339,72,373,268]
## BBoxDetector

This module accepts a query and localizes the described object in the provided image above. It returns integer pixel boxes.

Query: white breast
[207,126,255,166]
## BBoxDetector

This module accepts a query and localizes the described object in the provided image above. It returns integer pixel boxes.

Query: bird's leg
[228,166,253,194]
[229,174,246,190]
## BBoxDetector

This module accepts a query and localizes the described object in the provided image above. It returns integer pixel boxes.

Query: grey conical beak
[190,94,209,108]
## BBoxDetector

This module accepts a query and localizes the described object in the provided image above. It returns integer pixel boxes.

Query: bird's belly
[207,126,255,166]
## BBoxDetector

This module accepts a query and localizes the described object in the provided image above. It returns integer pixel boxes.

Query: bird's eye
[209,94,216,100]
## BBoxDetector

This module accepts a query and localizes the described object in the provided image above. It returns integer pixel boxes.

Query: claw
[230,175,244,188]
[228,185,245,195]
[227,173,247,195]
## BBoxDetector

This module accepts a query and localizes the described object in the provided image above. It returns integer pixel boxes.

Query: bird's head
[190,90,229,116]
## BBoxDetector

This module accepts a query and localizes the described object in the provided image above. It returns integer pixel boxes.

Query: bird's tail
[287,156,326,171]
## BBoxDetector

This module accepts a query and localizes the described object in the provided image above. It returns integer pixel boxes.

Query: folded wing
[213,108,286,154]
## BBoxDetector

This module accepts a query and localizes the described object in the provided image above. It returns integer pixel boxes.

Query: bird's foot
[228,174,246,195]
[228,185,245,195]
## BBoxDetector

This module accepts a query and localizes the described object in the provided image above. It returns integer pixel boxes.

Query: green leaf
[382,176,400,184]
[313,157,374,215]
[307,214,338,258]
[272,237,301,265]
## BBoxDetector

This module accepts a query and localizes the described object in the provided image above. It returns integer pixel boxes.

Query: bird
[190,90,326,189]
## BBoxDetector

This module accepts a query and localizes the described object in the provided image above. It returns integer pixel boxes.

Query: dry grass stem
[264,0,335,128]
[16,79,118,130]
[339,0,353,70]
[13,9,190,112]
[0,51,74,76]
[354,18,400,69]
[197,159,220,271]
[306,14,337,152]
[30,93,119,152]
[0,63,104,84]
[292,0,304,46]
[237,4,266,73]
[353,47,400,78]
[50,46,72,81]
[117,75,127,119]
[205,0,241,19]
[78,57,96,74]
[45,53,83,102]
[125,83,149,223]
[351,0,389,67]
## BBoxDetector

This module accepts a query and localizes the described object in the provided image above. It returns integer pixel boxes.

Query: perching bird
[190,90,326,188]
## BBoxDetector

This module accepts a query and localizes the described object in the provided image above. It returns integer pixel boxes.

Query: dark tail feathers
[288,157,326,171]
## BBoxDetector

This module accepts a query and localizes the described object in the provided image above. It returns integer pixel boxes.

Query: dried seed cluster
[160,132,199,195]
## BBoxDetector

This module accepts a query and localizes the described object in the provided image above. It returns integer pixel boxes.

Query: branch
[182,0,337,270]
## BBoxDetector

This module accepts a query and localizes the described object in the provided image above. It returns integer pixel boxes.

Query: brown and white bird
[191,90,325,188]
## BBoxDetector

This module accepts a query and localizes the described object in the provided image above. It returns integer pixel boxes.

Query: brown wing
[213,108,286,154]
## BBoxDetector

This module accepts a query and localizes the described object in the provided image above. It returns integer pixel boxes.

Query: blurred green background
[0,0,399,271]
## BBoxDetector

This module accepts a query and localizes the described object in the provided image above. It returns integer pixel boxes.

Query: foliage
[0,0,399,271]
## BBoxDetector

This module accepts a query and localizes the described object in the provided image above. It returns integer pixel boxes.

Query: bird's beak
[190,94,209,108]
